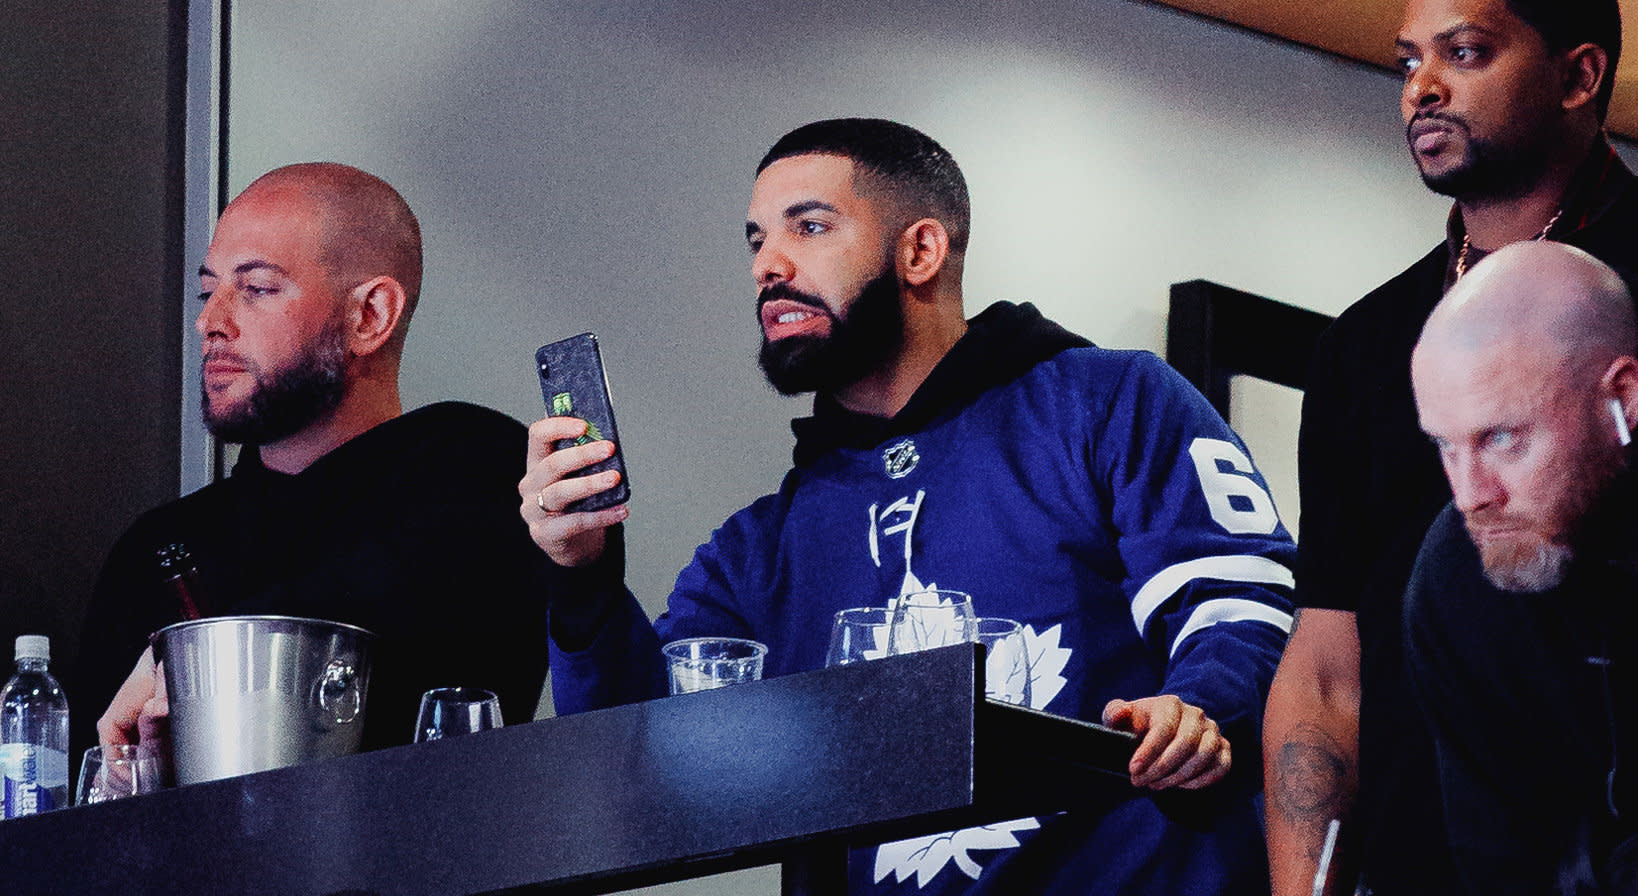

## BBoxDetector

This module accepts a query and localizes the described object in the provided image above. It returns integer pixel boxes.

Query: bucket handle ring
[313,658,363,725]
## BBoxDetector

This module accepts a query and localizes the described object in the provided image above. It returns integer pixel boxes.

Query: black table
[0,644,1135,894]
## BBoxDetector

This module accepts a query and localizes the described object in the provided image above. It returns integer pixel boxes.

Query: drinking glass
[887,589,976,655]
[76,744,161,805]
[826,607,892,667]
[414,687,503,742]
[975,617,1032,706]
[663,637,767,694]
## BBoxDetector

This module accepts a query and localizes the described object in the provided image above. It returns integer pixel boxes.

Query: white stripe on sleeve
[1167,598,1295,657]
[1129,554,1295,634]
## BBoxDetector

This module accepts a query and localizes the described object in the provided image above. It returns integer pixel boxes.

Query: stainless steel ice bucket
[155,615,375,785]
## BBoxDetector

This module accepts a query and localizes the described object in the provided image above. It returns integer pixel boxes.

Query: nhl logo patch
[882,439,919,479]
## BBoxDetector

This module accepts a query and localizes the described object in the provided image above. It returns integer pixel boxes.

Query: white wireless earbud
[1612,397,1632,447]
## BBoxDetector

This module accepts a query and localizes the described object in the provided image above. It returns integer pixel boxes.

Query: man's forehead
[748,154,861,214]
[1419,335,1565,415]
[1399,0,1511,38]
[206,190,325,265]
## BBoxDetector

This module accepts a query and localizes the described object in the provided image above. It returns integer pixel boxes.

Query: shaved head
[199,163,423,462]
[1419,241,1635,386]
[1413,241,1636,591]
[235,162,423,350]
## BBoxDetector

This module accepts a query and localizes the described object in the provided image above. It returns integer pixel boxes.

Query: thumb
[136,696,169,745]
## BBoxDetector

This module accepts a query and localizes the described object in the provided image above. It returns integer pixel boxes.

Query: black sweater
[72,401,554,759]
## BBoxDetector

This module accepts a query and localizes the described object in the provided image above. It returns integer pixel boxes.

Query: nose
[1403,60,1448,119]
[1446,451,1503,515]
[195,286,236,340]
[752,235,795,290]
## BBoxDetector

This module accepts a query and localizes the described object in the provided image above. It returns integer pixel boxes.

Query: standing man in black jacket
[1263,0,1637,893]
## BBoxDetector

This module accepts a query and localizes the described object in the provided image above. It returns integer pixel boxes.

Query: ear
[1600,355,1638,435]
[345,276,407,356]
[895,218,950,289]
[1561,42,1608,115]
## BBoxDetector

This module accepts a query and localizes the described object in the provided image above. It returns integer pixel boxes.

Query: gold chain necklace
[1455,207,1564,280]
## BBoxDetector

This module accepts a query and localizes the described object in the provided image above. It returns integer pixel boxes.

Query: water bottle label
[3,779,54,816]
[35,745,67,788]
[0,744,62,817]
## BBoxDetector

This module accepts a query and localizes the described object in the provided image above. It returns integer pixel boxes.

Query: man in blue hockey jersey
[521,118,1295,894]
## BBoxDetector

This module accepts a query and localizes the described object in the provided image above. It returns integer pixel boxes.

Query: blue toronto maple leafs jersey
[552,303,1294,894]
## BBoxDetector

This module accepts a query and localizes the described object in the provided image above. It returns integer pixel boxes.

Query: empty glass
[663,637,767,694]
[76,744,161,805]
[975,617,1032,706]
[414,687,503,742]
[826,607,892,667]
[887,589,976,655]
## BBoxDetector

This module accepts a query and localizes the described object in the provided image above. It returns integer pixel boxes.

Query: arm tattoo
[1271,722,1354,862]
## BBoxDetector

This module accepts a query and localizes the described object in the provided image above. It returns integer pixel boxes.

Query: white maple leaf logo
[871,623,1074,887]
[1023,623,1069,711]
[873,818,1041,887]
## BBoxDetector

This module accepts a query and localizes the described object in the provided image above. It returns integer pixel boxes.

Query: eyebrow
[198,260,290,279]
[1398,22,1493,49]
[745,199,841,242]
[1437,24,1492,42]
[783,199,836,218]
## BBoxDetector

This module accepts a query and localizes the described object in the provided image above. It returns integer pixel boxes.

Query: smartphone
[535,333,630,512]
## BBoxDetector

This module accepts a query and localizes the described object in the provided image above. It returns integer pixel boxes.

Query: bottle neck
[14,658,47,673]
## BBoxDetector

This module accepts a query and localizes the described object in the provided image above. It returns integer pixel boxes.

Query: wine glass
[414,687,503,742]
[887,589,976,655]
[76,744,161,805]
[975,617,1033,706]
[826,607,892,667]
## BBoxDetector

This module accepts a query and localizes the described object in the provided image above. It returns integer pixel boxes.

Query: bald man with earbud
[1405,241,1638,895]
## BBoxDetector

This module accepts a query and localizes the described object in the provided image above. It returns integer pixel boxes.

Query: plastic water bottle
[0,636,70,817]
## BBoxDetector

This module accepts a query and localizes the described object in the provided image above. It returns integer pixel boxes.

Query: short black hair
[757,118,971,254]
[1505,0,1622,121]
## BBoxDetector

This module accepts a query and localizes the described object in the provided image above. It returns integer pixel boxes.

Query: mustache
[1462,508,1541,538]
[202,347,253,369]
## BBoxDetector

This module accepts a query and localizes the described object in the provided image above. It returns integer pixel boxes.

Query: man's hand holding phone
[520,415,628,567]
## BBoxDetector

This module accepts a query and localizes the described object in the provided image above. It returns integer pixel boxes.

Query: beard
[202,317,350,445]
[1408,112,1554,201]
[1472,524,1575,593]
[1466,441,1624,593]
[756,264,903,396]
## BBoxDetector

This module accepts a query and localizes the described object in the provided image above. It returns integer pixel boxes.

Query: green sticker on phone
[552,392,604,444]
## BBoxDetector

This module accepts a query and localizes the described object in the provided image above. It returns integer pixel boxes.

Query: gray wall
[2,5,1630,891]
[24,1,1622,892]
[224,0,1459,624]
[0,2,188,681]
[226,3,1638,616]
[217,6,1461,891]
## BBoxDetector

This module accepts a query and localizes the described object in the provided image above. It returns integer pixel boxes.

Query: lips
[759,297,832,341]
[201,351,250,389]
[1408,116,1462,156]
